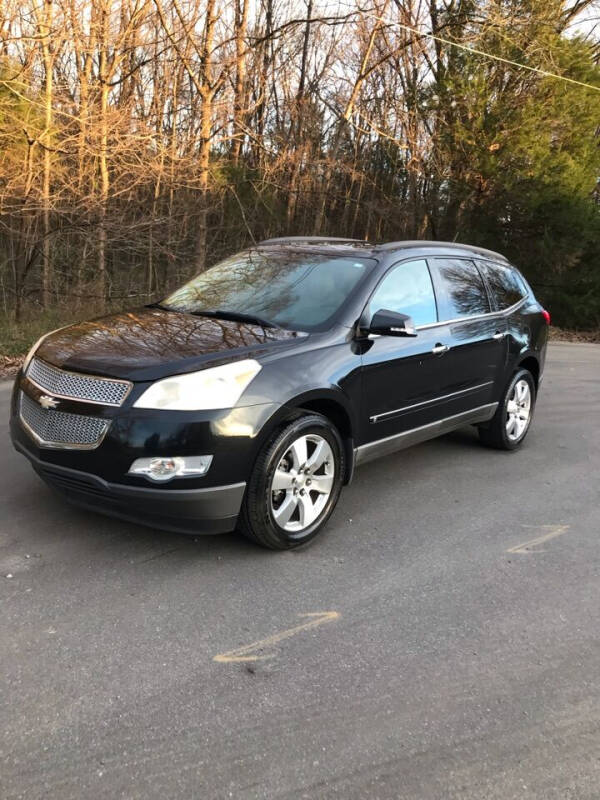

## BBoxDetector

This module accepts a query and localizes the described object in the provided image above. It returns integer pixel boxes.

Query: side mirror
[369,309,417,337]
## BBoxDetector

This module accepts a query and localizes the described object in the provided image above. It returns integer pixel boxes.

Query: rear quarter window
[477,261,527,310]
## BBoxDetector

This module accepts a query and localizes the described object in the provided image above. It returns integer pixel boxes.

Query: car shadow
[4,424,487,563]
[4,467,263,568]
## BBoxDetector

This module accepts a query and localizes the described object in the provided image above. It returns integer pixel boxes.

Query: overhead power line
[374,17,600,94]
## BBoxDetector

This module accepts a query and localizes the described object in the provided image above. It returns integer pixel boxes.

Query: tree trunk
[313,7,386,234]
[98,5,109,308]
[34,0,54,308]
[286,0,312,227]
[232,0,249,165]
[194,0,218,272]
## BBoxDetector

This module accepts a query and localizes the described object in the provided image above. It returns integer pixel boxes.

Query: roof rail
[376,240,509,263]
[258,236,368,246]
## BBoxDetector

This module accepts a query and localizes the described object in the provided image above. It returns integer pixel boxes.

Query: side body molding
[354,403,498,466]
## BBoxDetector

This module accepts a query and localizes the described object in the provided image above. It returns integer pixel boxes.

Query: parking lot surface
[1,342,599,799]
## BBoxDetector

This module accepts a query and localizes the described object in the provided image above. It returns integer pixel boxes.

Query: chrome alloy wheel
[506,379,532,442]
[269,434,335,533]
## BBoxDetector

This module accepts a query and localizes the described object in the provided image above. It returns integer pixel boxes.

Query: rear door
[476,259,545,378]
[426,257,508,418]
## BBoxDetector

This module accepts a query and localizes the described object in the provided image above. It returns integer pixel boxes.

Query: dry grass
[548,327,600,344]
[0,302,121,377]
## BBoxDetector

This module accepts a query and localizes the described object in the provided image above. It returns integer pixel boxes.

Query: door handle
[432,343,450,355]
[492,331,506,340]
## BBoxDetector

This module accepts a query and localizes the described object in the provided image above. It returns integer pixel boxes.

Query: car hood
[35,308,307,381]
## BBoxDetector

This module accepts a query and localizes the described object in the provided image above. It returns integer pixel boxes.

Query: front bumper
[9,372,285,535]
[13,438,245,535]
[10,372,280,488]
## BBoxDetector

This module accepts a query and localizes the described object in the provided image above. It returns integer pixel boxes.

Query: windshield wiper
[146,302,178,313]
[148,303,280,328]
[191,309,279,328]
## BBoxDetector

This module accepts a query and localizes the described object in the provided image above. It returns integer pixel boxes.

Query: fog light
[128,455,213,482]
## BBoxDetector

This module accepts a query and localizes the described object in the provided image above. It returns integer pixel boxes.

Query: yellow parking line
[507,524,570,554]
[214,611,340,663]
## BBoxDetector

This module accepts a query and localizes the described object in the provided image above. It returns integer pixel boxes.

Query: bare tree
[0,0,597,330]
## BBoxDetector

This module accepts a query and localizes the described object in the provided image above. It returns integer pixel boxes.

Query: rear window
[429,258,490,321]
[477,261,527,310]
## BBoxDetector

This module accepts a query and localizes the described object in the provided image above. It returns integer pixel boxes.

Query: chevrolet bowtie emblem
[38,394,59,410]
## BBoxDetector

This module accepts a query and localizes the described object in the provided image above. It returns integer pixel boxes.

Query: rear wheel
[479,368,536,450]
[239,414,344,549]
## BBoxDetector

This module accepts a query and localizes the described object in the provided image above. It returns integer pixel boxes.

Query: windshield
[160,249,377,331]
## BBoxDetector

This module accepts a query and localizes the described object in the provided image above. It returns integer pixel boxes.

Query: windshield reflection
[161,249,376,331]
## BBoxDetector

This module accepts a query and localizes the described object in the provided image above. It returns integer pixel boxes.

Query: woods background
[1,0,599,354]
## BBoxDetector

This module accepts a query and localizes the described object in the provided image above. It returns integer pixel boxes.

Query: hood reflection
[37,308,305,381]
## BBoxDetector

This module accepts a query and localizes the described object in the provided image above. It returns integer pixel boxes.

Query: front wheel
[239,414,345,549]
[479,368,536,450]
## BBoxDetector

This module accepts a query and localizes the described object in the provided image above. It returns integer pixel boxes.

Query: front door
[359,258,451,445]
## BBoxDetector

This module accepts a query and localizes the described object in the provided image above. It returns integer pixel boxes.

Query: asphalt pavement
[1,342,599,800]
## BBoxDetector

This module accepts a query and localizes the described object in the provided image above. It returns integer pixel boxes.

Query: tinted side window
[477,261,526,310]
[368,259,437,326]
[431,258,490,321]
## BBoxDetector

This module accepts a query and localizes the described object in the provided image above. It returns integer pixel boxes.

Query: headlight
[22,327,67,373]
[133,359,262,411]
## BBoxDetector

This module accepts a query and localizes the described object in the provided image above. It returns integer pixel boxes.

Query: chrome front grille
[19,392,110,449]
[27,358,131,406]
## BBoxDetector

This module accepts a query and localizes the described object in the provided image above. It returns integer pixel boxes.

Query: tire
[479,368,536,450]
[239,413,345,550]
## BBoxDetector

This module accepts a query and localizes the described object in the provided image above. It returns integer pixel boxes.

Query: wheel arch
[517,354,540,389]
[261,389,357,484]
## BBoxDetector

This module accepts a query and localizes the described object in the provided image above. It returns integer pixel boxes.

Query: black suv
[10,238,549,549]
